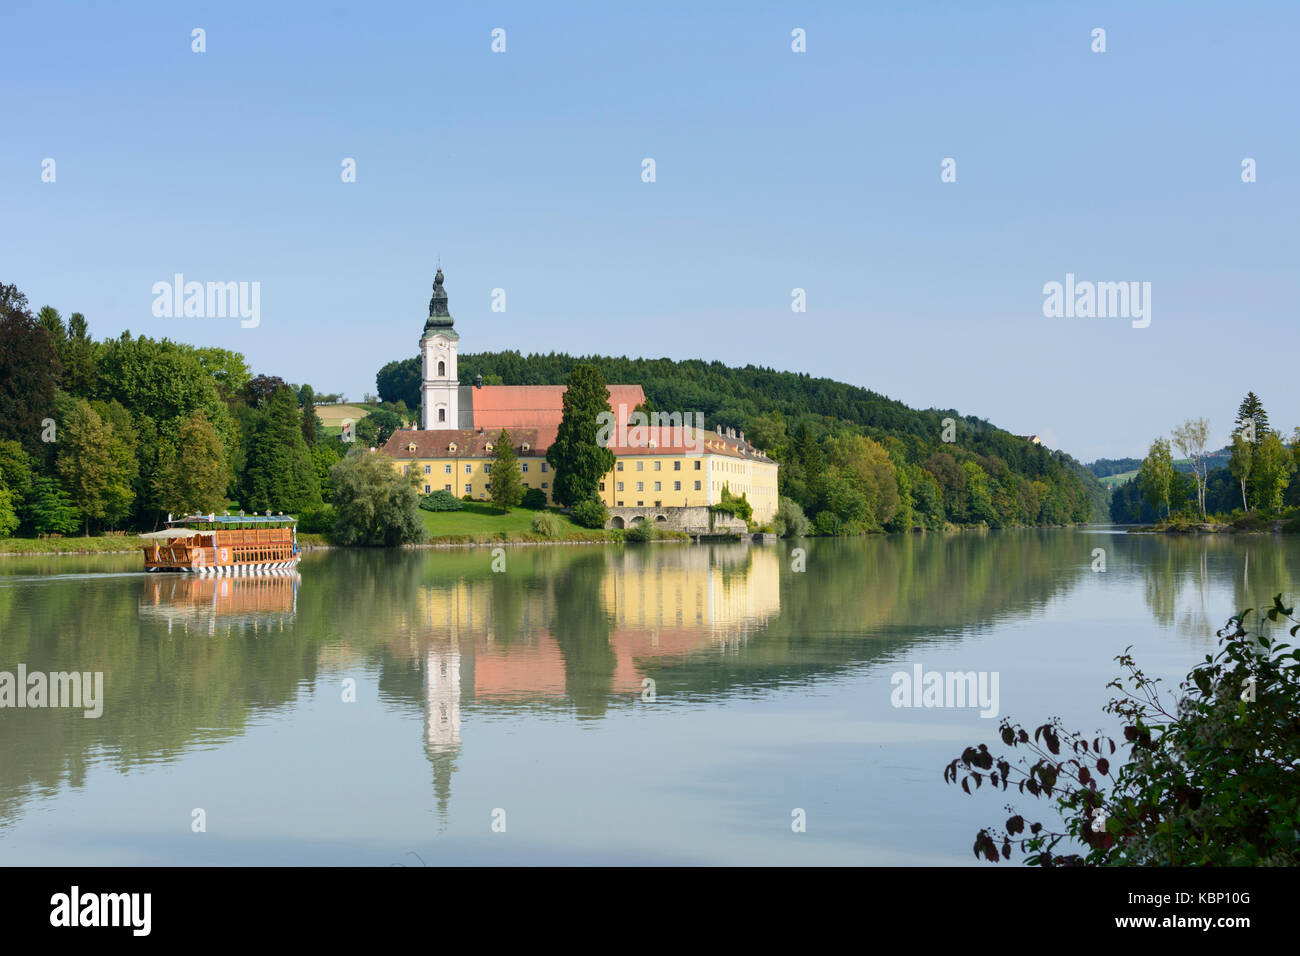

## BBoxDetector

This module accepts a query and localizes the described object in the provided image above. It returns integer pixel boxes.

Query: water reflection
[1,530,1299,850]
[138,573,300,635]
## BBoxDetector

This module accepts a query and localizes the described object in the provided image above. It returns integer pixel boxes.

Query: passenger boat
[139,513,300,575]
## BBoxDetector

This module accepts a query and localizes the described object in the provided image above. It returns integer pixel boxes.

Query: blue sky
[3,0,1296,462]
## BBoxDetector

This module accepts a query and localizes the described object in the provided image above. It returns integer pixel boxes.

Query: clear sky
[3,0,1296,462]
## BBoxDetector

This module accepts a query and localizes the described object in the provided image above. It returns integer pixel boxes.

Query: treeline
[1111,392,1300,524]
[0,281,350,536]
[377,350,1103,532]
[1086,457,1142,478]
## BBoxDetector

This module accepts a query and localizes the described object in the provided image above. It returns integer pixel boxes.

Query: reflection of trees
[648,531,1095,698]
[0,561,322,829]
[1130,533,1300,645]
[9,532,1294,830]
[549,551,617,718]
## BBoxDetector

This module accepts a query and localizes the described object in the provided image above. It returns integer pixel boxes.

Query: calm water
[1,529,1296,865]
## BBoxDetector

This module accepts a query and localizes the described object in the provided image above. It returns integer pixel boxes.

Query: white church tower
[420,268,460,429]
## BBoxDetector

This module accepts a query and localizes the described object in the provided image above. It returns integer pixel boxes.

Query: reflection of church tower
[423,644,462,823]
[420,269,461,429]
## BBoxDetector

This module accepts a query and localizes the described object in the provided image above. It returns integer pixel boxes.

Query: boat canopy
[166,513,298,529]
[138,529,200,539]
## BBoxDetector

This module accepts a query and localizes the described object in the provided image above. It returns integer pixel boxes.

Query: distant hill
[377,351,1109,528]
[1088,448,1233,487]
[1087,457,1143,479]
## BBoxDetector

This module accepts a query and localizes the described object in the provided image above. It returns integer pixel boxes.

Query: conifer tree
[546,364,615,507]
[240,387,321,514]
[489,429,524,512]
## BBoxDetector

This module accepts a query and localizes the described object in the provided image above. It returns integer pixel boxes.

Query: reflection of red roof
[470,625,713,699]
[471,385,646,449]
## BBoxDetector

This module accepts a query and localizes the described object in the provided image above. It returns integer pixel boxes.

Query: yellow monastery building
[380,269,779,524]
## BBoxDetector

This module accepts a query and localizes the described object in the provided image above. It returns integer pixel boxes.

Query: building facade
[382,270,779,523]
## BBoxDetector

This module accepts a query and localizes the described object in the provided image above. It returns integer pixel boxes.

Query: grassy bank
[1131,512,1300,534]
[417,502,672,545]
[0,535,144,555]
[0,504,704,555]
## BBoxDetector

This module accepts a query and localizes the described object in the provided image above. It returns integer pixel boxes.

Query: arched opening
[654,515,668,523]
[610,516,625,529]
[437,360,446,376]
[629,515,645,525]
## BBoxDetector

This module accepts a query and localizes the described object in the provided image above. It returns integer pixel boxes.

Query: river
[0,528,1294,864]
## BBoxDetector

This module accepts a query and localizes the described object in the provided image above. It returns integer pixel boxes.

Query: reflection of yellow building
[602,545,780,640]
[382,545,782,822]
[393,546,782,702]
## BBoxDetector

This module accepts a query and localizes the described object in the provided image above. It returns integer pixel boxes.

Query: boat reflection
[138,572,300,635]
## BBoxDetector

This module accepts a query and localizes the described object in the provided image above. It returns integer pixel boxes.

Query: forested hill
[377,351,1108,531]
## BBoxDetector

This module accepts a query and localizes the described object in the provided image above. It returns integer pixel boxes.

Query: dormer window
[521,442,530,453]
[448,442,457,454]
[407,442,417,453]
[485,442,494,454]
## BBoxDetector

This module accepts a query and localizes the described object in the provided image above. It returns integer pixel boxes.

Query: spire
[425,268,454,330]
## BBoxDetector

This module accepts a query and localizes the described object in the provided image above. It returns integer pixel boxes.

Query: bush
[522,487,547,510]
[811,510,839,536]
[773,496,810,537]
[946,595,1300,866]
[570,495,608,529]
[298,504,336,535]
[531,512,562,538]
[711,485,753,522]
[420,489,464,512]
[1230,511,1268,532]
[624,521,656,542]
[327,450,425,547]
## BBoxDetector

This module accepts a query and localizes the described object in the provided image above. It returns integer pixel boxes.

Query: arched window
[437,360,446,377]
[448,442,457,454]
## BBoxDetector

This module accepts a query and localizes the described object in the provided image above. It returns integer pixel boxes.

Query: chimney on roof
[739,430,745,443]
[716,424,723,436]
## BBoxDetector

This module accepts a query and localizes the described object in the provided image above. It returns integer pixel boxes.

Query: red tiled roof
[603,425,772,461]
[381,428,541,459]
[470,384,646,448]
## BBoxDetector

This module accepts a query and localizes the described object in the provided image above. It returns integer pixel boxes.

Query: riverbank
[0,528,699,555]
[1129,514,1300,534]
[0,517,1087,555]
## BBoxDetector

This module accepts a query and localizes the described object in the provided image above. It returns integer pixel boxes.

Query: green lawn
[0,535,143,554]
[419,501,609,542]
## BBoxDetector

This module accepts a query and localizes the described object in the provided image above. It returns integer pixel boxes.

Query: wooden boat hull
[145,557,301,575]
